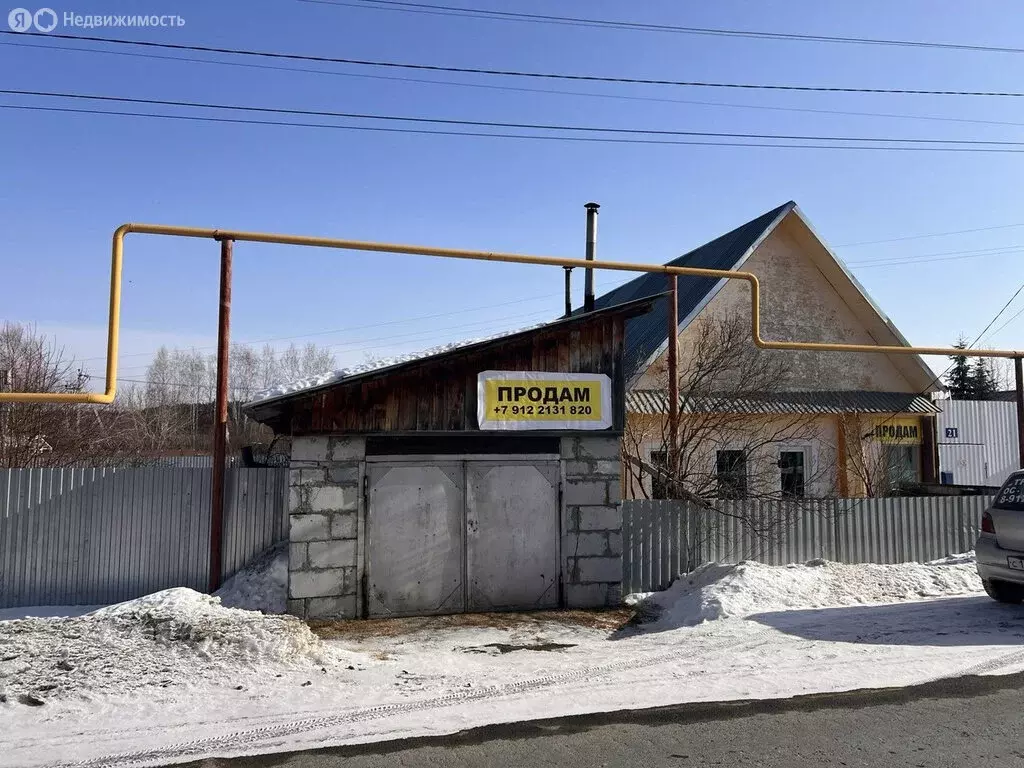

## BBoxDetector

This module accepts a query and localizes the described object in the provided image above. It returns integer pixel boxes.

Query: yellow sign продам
[869,416,922,445]
[477,371,612,430]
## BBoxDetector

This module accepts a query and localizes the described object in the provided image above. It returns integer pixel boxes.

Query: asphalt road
[184,672,1024,768]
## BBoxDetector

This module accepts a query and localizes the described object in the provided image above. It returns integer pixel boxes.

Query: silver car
[977,470,1024,603]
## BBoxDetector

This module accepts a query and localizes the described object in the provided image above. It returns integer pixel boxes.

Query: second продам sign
[477,371,613,430]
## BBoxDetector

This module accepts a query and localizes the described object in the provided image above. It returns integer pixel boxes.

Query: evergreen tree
[945,337,973,399]
[970,357,999,399]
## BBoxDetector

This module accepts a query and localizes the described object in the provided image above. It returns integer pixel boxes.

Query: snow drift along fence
[0,467,288,609]
[621,496,991,594]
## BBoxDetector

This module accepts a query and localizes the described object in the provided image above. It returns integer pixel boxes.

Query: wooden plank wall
[287,314,626,434]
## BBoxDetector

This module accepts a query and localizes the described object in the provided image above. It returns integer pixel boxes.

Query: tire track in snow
[943,647,1024,679]
[59,627,773,768]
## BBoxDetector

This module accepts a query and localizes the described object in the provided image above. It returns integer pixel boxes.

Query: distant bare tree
[0,326,337,466]
[277,343,336,383]
[0,322,127,467]
[128,340,337,458]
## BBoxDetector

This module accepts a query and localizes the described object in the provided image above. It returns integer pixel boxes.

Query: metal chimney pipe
[563,267,573,317]
[584,202,599,312]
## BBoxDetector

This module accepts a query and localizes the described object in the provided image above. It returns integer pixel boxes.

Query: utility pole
[667,276,679,495]
[0,368,9,461]
[209,238,233,592]
[1015,357,1024,469]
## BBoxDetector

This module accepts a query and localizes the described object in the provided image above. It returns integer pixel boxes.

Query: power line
[3,103,888,149]
[97,232,1013,375]
[847,244,1024,266]
[116,283,1024,395]
[836,222,1024,248]
[77,292,563,364]
[23,102,1024,153]
[5,30,1024,97]
[110,309,567,373]
[970,282,1024,344]
[982,303,1024,342]
[845,244,1024,266]
[307,0,1024,55]
[111,306,563,373]
[96,270,651,375]
[850,250,1024,270]
[875,281,1024,427]
[111,307,559,377]
[10,90,1024,152]
[11,39,1024,131]
[837,277,1024,502]
[77,236,1008,372]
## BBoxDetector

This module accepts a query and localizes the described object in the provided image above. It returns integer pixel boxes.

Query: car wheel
[983,579,1024,604]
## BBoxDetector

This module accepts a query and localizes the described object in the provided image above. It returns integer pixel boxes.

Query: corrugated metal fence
[0,467,288,608]
[937,399,1019,487]
[621,496,990,594]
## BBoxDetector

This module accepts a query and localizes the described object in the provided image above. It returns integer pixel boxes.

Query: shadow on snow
[747,596,1024,647]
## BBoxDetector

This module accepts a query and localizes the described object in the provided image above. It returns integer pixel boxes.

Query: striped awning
[627,389,940,415]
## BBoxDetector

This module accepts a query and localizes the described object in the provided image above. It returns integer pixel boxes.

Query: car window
[993,474,1024,511]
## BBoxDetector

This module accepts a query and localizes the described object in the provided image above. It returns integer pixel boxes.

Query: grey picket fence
[621,496,990,594]
[0,466,288,608]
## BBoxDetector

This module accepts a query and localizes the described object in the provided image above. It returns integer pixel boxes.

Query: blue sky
[3,0,1024,386]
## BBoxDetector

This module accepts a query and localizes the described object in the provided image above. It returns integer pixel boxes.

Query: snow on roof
[248,322,546,406]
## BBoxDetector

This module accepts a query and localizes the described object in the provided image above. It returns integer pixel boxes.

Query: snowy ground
[4,554,1024,768]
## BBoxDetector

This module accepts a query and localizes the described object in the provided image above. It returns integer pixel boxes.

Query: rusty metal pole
[209,238,233,592]
[1015,357,1024,470]
[0,368,9,459]
[667,275,679,496]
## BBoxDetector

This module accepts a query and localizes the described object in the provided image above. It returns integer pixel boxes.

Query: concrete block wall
[561,435,623,608]
[287,436,365,620]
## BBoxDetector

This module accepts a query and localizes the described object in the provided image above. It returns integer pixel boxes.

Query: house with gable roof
[592,201,942,500]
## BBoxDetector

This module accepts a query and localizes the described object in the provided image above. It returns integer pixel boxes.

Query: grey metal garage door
[466,462,560,611]
[366,458,560,617]
[366,462,465,617]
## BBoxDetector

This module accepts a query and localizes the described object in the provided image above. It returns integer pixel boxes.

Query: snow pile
[215,543,287,614]
[0,588,331,704]
[928,551,976,566]
[0,605,102,621]
[642,556,983,628]
[250,323,545,404]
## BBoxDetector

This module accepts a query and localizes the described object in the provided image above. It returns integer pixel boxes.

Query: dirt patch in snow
[0,588,335,706]
[311,608,635,640]
[462,642,577,654]
[635,555,983,629]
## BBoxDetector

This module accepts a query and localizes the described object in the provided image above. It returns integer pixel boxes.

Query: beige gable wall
[624,413,841,500]
[636,217,918,393]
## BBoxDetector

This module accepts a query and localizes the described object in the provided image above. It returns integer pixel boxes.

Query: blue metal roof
[592,201,794,383]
